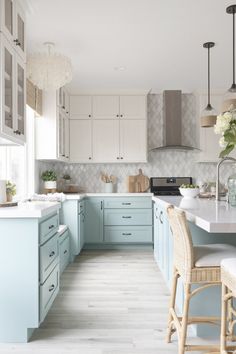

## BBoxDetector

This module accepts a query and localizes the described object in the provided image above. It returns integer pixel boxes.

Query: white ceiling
[26,0,235,93]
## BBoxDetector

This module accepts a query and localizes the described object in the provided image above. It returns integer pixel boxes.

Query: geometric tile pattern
[37,94,234,193]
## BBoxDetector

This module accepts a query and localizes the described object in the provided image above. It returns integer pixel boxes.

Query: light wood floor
[0,250,181,354]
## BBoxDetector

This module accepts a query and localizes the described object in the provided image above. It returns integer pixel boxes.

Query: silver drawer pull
[49,224,54,229]
[122,216,131,219]
[122,233,132,236]
[64,250,68,254]
[122,202,131,205]
[49,251,55,257]
[49,284,55,292]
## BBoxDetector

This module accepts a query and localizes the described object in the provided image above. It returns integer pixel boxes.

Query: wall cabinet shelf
[69,94,147,163]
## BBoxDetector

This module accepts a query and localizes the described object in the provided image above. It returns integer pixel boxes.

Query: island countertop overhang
[153,195,236,233]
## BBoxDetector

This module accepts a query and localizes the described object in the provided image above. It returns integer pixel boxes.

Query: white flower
[219,136,227,148]
[214,112,232,134]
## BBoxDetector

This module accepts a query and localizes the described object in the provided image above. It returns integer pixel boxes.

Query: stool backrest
[167,205,194,279]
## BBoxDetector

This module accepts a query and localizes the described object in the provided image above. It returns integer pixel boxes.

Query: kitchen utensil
[127,169,149,193]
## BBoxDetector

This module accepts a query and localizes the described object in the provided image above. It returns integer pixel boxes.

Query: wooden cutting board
[127,169,150,193]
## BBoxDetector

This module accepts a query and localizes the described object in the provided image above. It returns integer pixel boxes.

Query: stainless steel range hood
[152,90,196,151]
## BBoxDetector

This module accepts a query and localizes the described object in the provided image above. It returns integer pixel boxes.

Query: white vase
[44,181,57,190]
[104,182,113,193]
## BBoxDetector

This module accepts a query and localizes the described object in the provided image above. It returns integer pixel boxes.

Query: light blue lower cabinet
[104,226,153,243]
[0,212,60,343]
[104,209,152,226]
[85,198,104,243]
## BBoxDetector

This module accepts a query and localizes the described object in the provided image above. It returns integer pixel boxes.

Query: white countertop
[0,201,60,218]
[153,195,236,233]
[65,192,153,200]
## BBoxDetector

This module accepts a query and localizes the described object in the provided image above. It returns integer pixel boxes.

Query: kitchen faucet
[216,156,236,201]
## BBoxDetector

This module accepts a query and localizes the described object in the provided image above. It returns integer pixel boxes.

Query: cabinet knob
[49,224,54,229]
[120,114,123,117]
[89,157,92,160]
[64,250,68,254]
[49,251,55,257]
[62,154,65,157]
[120,157,123,160]
[116,114,119,117]
[49,284,55,292]
[62,106,65,109]
[89,114,91,117]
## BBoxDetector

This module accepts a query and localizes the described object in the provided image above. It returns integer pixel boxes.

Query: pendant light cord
[208,46,211,106]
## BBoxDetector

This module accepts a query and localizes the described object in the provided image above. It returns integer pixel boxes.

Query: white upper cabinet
[70,95,92,119]
[36,88,70,161]
[57,87,69,116]
[197,92,236,162]
[93,120,120,162]
[120,95,146,119]
[70,120,92,163]
[69,94,147,163]
[93,95,119,119]
[0,32,25,144]
[0,0,26,60]
[120,120,147,162]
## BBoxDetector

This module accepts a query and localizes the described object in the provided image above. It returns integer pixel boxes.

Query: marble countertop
[65,192,153,200]
[153,195,236,233]
[0,201,60,218]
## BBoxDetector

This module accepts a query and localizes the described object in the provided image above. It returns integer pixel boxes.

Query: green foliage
[180,184,199,189]
[62,174,71,180]
[6,181,16,196]
[41,170,57,182]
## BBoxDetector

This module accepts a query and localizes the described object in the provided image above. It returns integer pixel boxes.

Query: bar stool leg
[221,284,228,353]
[166,267,179,343]
[179,283,191,354]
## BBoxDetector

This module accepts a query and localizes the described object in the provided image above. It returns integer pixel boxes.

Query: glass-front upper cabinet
[16,56,25,139]
[0,0,26,60]
[1,33,14,139]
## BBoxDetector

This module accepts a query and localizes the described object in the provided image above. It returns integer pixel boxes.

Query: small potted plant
[62,174,71,184]
[6,181,16,202]
[41,170,57,190]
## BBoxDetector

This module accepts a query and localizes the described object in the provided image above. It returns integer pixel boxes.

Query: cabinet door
[15,54,26,141]
[85,199,104,243]
[120,95,146,119]
[79,201,85,250]
[93,120,119,162]
[70,120,92,162]
[65,90,70,116]
[93,96,119,119]
[0,34,15,140]
[0,0,14,43]
[153,203,159,262]
[70,95,92,119]
[14,2,26,60]
[58,110,65,158]
[120,120,147,162]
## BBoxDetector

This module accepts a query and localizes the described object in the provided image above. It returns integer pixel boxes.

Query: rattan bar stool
[166,205,236,354]
[220,258,236,354]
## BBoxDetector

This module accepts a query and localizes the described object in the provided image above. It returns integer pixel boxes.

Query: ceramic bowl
[179,187,200,199]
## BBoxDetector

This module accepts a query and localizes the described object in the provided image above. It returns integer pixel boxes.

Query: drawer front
[59,229,69,244]
[104,226,153,243]
[59,235,70,274]
[39,214,59,244]
[104,209,152,226]
[40,264,59,323]
[40,234,59,283]
[104,197,152,209]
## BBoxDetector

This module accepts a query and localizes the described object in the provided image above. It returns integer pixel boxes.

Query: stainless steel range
[150,177,192,196]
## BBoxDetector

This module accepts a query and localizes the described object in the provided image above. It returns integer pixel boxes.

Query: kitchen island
[153,195,236,338]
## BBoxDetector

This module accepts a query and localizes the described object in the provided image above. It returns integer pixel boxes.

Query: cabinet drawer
[59,235,70,274]
[104,197,152,209]
[40,234,59,284]
[39,214,59,244]
[104,226,153,243]
[104,209,152,226]
[59,228,69,244]
[40,264,59,323]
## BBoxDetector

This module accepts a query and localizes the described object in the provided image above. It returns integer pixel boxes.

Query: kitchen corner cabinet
[69,94,147,163]
[36,88,70,161]
[0,212,60,342]
[0,30,26,144]
[197,92,236,162]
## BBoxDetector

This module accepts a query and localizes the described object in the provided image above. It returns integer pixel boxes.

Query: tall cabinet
[70,94,147,163]
[0,0,26,145]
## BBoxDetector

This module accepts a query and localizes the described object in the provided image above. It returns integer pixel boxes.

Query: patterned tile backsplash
[37,94,235,193]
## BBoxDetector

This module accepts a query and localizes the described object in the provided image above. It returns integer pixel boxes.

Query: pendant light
[201,42,217,127]
[222,4,236,112]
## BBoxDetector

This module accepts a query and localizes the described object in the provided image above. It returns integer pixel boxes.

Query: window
[0,106,35,200]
